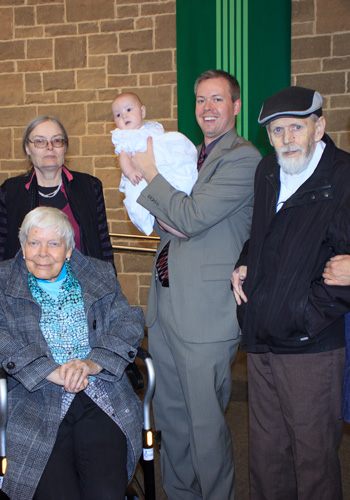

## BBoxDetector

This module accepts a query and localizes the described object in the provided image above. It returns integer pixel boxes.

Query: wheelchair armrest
[125,347,155,393]
[125,361,144,391]
[136,347,152,363]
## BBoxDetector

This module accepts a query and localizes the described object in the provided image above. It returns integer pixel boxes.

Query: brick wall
[0,0,349,307]
[0,0,176,307]
[292,0,350,151]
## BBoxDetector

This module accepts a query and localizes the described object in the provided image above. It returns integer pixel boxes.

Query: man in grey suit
[123,70,261,499]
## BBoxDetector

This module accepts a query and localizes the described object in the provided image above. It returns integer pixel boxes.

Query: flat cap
[258,86,323,126]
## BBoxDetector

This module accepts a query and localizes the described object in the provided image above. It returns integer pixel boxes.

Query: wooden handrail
[110,233,160,241]
[110,233,159,253]
[112,245,157,253]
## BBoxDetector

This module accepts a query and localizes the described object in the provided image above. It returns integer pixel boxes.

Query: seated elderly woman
[0,207,144,500]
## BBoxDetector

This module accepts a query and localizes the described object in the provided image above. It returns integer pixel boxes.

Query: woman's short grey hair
[22,115,69,155]
[19,207,75,251]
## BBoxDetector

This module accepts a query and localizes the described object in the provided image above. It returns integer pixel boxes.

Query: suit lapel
[197,128,238,179]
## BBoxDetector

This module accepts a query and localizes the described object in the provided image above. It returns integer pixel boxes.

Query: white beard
[277,141,315,176]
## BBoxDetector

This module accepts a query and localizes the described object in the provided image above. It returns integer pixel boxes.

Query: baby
[111,92,198,236]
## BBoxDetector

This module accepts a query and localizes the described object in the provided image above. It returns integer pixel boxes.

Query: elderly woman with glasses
[0,115,114,264]
[0,207,144,500]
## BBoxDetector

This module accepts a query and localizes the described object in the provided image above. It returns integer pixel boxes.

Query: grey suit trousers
[149,281,238,500]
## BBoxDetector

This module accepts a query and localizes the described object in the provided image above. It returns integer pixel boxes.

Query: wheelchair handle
[137,348,155,431]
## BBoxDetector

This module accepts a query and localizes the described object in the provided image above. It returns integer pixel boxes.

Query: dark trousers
[33,391,127,500]
[247,348,345,500]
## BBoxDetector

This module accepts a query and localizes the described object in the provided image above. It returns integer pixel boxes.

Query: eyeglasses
[27,138,66,149]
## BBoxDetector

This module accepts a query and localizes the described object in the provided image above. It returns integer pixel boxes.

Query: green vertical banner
[216,0,248,138]
[176,0,217,146]
[176,0,291,155]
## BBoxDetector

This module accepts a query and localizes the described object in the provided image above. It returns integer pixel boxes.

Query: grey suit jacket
[0,250,144,500]
[138,127,261,343]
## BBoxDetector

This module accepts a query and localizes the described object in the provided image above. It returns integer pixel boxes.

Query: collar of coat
[266,133,335,208]
[25,166,73,191]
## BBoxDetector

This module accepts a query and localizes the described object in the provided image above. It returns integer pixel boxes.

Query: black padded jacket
[236,134,350,354]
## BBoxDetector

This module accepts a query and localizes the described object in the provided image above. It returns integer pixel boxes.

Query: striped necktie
[156,241,170,287]
[197,147,207,171]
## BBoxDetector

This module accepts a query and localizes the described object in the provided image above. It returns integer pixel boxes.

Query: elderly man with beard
[231,86,350,500]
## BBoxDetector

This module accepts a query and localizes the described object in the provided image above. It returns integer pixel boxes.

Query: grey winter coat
[0,249,144,500]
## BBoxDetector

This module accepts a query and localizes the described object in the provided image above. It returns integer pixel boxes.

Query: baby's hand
[128,171,143,186]
[119,151,143,185]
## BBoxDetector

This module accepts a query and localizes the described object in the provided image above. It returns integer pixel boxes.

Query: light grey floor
[133,349,350,500]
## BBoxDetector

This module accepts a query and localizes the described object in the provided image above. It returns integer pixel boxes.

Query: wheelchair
[0,347,156,500]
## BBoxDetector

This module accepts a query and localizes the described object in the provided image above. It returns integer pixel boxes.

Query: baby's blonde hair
[112,92,143,108]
